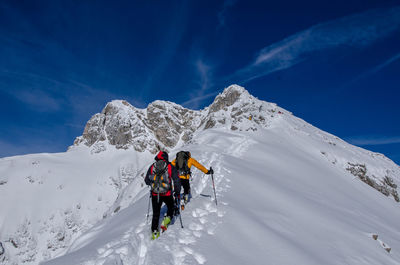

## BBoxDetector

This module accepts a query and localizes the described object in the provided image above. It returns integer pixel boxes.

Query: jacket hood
[155,151,169,162]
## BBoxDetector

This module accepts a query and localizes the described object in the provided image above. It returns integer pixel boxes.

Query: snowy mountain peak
[221,84,249,97]
[209,84,250,112]
[72,85,282,154]
[102,99,140,115]
[203,84,282,132]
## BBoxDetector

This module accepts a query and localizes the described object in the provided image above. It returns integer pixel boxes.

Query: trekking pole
[146,191,151,224]
[175,197,184,228]
[178,208,184,228]
[211,167,217,206]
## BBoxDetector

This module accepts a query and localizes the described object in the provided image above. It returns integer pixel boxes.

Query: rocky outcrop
[202,85,280,131]
[145,101,202,148]
[73,100,156,152]
[346,163,399,202]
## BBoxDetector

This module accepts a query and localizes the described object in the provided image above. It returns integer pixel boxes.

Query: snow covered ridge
[71,85,281,154]
[1,84,400,265]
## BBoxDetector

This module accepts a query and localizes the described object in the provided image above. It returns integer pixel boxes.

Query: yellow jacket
[171,157,208,179]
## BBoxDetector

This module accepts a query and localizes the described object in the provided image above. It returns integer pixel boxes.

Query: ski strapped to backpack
[151,160,171,202]
[176,151,191,176]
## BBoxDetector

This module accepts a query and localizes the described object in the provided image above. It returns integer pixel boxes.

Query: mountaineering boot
[151,231,160,240]
[160,216,171,232]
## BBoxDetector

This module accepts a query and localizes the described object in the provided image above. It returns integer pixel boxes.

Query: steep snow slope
[44,112,400,265]
[0,147,154,265]
[1,85,399,265]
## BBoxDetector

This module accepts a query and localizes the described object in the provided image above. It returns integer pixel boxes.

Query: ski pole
[178,208,184,228]
[178,199,184,228]
[146,191,151,224]
[211,167,217,206]
[174,197,184,228]
[176,199,183,228]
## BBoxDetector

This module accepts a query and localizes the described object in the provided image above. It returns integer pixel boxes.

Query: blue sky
[1,0,400,164]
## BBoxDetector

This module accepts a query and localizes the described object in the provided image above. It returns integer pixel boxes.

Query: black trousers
[151,194,174,232]
[180,178,190,195]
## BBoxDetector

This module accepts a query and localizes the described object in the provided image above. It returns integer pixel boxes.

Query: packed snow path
[43,130,250,265]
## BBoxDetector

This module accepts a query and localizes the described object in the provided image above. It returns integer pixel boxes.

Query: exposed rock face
[71,85,285,153]
[209,85,244,112]
[145,101,202,148]
[74,100,155,152]
[203,85,281,131]
[346,163,399,202]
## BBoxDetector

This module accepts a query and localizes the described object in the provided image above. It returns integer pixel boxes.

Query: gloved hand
[206,168,214,175]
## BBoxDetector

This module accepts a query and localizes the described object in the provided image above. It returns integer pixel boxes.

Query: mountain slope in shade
[0,85,399,265]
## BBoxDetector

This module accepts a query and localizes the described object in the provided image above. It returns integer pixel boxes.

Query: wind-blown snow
[0,85,399,265]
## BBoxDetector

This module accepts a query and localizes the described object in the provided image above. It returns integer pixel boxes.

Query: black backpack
[151,160,171,194]
[176,151,190,176]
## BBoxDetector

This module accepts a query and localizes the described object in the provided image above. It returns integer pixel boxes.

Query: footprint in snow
[204,202,217,213]
[183,247,206,264]
[199,217,207,224]
[188,223,203,231]
[178,230,196,245]
[192,208,209,218]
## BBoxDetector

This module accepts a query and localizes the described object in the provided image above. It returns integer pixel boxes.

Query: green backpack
[151,160,171,194]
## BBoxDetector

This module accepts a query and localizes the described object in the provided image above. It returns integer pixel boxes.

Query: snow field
[44,125,400,265]
[43,131,234,265]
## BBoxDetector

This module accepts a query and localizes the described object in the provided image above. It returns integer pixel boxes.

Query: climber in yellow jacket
[171,151,213,205]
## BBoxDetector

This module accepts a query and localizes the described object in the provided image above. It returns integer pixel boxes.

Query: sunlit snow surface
[1,86,400,265]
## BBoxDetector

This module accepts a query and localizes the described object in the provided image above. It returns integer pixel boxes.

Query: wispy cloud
[369,52,400,74]
[181,91,219,108]
[217,0,237,29]
[140,2,190,97]
[0,70,67,111]
[15,89,61,112]
[232,6,400,83]
[344,52,400,86]
[182,58,216,109]
[196,59,212,93]
[346,136,400,146]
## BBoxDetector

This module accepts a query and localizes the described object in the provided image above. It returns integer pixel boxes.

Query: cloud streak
[182,58,216,109]
[368,52,400,74]
[196,59,212,93]
[343,52,400,86]
[346,136,400,146]
[232,6,400,83]
[140,2,190,97]
[217,0,237,29]
[181,91,219,108]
